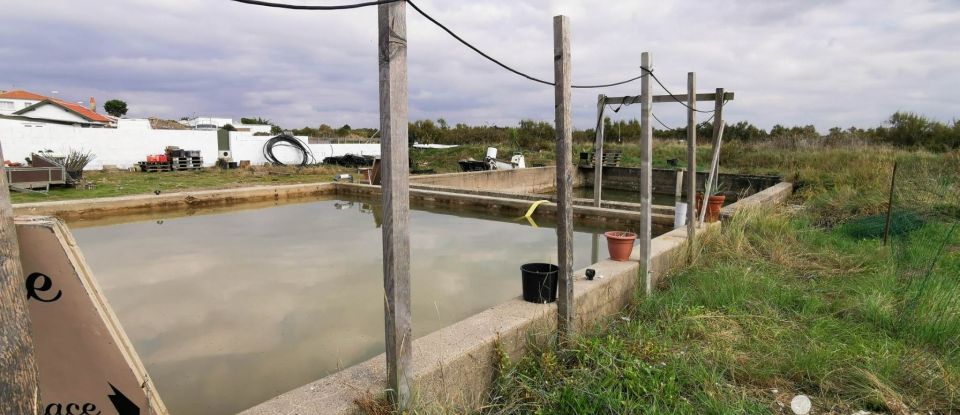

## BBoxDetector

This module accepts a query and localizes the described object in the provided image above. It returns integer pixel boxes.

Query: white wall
[229,132,380,164]
[20,105,88,123]
[236,124,272,134]
[0,118,219,169]
[0,120,381,170]
[0,99,40,115]
[185,117,233,128]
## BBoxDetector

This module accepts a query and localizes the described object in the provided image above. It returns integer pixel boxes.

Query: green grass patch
[484,207,960,414]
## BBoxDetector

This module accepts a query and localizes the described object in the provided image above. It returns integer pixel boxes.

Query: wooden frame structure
[592,57,734,294]
[0,12,737,413]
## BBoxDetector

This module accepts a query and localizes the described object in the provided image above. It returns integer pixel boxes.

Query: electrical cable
[263,134,315,166]
[229,0,724,108]
[227,0,402,10]
[651,112,676,131]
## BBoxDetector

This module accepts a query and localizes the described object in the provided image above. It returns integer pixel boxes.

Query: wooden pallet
[170,157,203,171]
[578,151,622,167]
[139,163,171,173]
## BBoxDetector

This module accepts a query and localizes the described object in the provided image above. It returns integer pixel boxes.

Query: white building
[0,90,46,114]
[0,90,111,126]
[183,116,234,129]
[182,116,273,134]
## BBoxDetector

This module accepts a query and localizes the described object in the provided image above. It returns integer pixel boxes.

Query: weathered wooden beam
[603,92,734,105]
[686,72,697,253]
[378,1,412,408]
[0,143,41,415]
[553,15,574,342]
[593,94,605,207]
[639,52,654,296]
[699,88,726,224]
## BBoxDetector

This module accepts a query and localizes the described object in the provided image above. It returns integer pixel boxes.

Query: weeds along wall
[0,118,380,169]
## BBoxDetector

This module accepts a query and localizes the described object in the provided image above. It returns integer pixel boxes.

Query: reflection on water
[70,195,638,415]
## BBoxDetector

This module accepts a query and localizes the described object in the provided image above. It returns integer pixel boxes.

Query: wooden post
[710,88,725,193]
[639,52,654,295]
[699,124,725,224]
[883,161,898,245]
[378,2,412,408]
[593,94,605,207]
[0,143,41,415]
[553,15,574,340]
[699,88,725,224]
[686,72,697,253]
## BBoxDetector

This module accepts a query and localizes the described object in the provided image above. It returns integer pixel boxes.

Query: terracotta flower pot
[604,231,637,261]
[706,195,726,222]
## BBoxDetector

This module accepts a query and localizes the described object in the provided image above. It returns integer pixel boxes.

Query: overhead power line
[227,0,401,10]
[227,0,727,113]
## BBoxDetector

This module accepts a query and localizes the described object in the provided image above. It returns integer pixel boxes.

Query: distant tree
[240,117,273,125]
[270,125,283,135]
[103,99,128,117]
[437,118,449,130]
[221,124,236,131]
[337,124,352,137]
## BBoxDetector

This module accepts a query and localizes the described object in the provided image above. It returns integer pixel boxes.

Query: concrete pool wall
[580,166,782,199]
[11,168,793,414]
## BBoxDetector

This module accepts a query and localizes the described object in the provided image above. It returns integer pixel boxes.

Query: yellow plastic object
[524,199,551,219]
[519,199,552,228]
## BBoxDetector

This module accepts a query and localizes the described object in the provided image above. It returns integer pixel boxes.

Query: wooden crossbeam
[603,91,734,106]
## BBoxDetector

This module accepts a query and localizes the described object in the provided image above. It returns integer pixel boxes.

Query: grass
[9,165,342,204]
[477,144,960,415]
[484,208,960,414]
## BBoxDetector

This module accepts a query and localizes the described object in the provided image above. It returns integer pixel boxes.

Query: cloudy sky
[2,0,958,131]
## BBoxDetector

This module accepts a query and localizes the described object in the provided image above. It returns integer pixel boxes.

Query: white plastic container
[674,202,688,228]
[485,147,498,159]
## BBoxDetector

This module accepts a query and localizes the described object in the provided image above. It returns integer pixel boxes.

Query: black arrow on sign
[108,383,140,415]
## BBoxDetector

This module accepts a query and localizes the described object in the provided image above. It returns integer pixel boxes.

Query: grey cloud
[2,0,957,131]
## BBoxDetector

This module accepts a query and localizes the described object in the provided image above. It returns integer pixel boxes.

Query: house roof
[0,90,49,101]
[14,99,112,123]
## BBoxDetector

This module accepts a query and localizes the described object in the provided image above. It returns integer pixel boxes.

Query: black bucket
[521,263,559,303]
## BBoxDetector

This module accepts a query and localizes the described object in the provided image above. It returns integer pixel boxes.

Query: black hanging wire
[227,0,727,113]
[227,0,402,10]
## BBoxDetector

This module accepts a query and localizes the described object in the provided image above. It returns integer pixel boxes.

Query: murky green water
[70,195,655,415]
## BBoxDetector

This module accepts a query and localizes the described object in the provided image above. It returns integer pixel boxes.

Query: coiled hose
[262,134,315,166]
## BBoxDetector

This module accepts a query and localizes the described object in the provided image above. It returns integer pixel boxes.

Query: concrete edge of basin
[337,183,675,227]
[241,180,794,415]
[238,223,708,415]
[12,182,338,219]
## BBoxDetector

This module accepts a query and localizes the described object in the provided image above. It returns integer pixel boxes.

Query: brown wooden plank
[554,15,574,342]
[0,143,41,415]
[378,1,412,408]
[639,52,654,296]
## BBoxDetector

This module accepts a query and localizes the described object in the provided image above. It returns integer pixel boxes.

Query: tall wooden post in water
[0,143,41,415]
[378,1,412,408]
[553,15,574,341]
[639,52,653,295]
[686,72,697,254]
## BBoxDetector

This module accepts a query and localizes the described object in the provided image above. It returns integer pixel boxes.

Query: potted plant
[604,231,637,261]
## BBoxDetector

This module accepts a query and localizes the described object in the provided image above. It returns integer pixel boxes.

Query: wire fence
[887,155,959,410]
